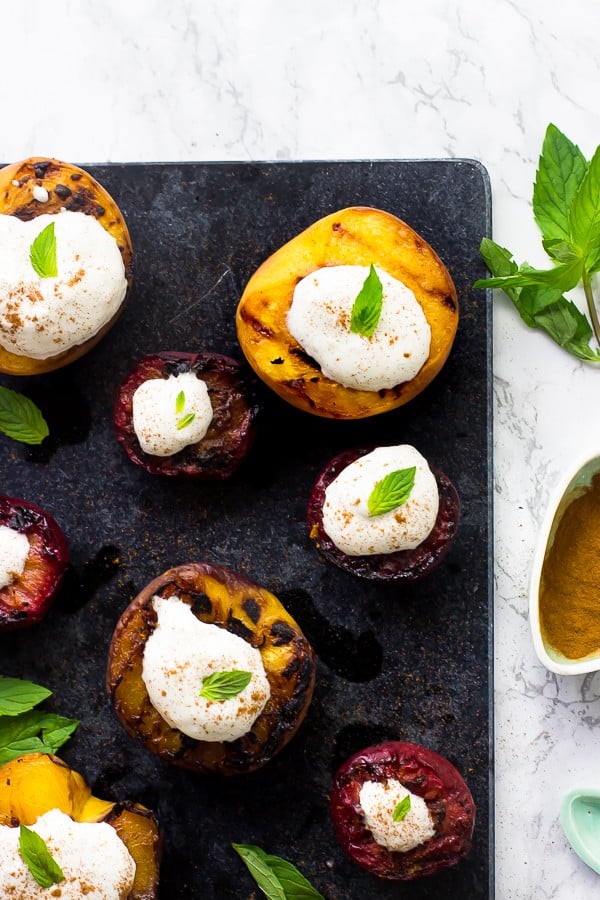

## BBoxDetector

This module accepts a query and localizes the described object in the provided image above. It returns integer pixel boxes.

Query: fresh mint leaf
[0,677,51,716]
[516,285,564,328]
[0,711,79,765]
[349,264,383,338]
[534,297,600,360]
[175,390,185,415]
[200,670,252,701]
[176,412,196,430]
[232,844,325,900]
[19,824,64,888]
[533,123,587,243]
[368,466,416,517]
[479,238,519,279]
[542,238,581,264]
[0,386,49,445]
[29,222,58,279]
[475,259,582,293]
[392,796,411,822]
[569,144,600,269]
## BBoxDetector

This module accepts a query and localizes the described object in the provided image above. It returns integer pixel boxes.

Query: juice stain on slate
[24,374,91,463]
[278,588,383,682]
[56,545,122,613]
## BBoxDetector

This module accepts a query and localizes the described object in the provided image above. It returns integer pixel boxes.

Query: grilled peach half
[0,753,161,899]
[0,156,133,375]
[236,206,458,418]
[107,563,316,776]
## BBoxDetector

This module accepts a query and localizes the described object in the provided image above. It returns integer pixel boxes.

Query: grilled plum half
[307,448,459,583]
[0,753,161,899]
[114,351,260,478]
[0,496,69,630]
[330,740,475,880]
[107,563,316,776]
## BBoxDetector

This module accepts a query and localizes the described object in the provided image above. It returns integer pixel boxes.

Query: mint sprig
[0,677,78,765]
[367,466,416,517]
[0,386,49,445]
[0,677,52,716]
[232,843,325,900]
[29,222,58,279]
[200,670,252,701]
[474,124,600,360]
[392,795,411,822]
[19,824,64,888]
[350,264,383,338]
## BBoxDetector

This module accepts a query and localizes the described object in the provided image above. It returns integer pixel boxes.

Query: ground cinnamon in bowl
[539,470,600,661]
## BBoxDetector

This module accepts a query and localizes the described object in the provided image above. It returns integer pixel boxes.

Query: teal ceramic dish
[561,788,600,875]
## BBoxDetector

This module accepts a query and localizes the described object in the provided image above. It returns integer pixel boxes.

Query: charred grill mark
[284,377,305,390]
[189,592,212,616]
[289,346,321,371]
[226,612,253,641]
[70,172,82,181]
[443,293,457,311]
[33,161,52,179]
[242,597,261,624]
[53,183,72,199]
[270,357,284,365]
[238,307,274,337]
[270,620,295,646]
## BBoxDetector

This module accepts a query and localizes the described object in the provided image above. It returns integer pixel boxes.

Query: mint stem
[583,271,600,347]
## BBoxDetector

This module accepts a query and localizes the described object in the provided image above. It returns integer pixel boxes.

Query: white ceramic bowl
[529,451,600,675]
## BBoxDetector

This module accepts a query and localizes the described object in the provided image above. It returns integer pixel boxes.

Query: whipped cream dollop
[0,808,136,899]
[132,371,213,456]
[322,445,439,556]
[0,211,127,359]
[359,779,436,852]
[142,595,271,742]
[287,265,430,391]
[0,524,30,589]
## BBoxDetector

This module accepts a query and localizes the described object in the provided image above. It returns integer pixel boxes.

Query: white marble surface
[2,0,600,896]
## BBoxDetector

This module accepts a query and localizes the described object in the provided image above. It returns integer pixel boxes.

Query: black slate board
[0,160,493,899]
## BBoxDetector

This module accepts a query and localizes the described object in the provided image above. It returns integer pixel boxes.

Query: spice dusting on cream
[359,779,435,852]
[287,265,430,391]
[141,595,270,741]
[0,809,135,899]
[0,524,30,589]
[132,371,213,456]
[322,445,439,556]
[0,211,126,359]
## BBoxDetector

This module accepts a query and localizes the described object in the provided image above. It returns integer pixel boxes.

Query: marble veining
[1,0,600,897]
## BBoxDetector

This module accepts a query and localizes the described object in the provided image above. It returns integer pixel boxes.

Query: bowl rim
[529,449,600,675]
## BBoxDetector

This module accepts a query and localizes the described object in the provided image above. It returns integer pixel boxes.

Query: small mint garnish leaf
[349,264,383,338]
[367,466,416,517]
[29,222,57,278]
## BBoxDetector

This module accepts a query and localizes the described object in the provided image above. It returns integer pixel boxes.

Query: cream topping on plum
[0,524,30,589]
[286,265,430,391]
[359,779,435,852]
[322,445,439,556]
[0,211,127,359]
[132,371,213,457]
[141,595,271,742]
[0,808,135,899]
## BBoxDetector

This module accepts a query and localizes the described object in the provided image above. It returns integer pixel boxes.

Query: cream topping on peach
[141,595,271,742]
[0,808,135,899]
[0,524,30,589]
[359,779,435,852]
[286,265,430,391]
[322,445,439,556]
[0,211,127,359]
[132,371,213,457]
